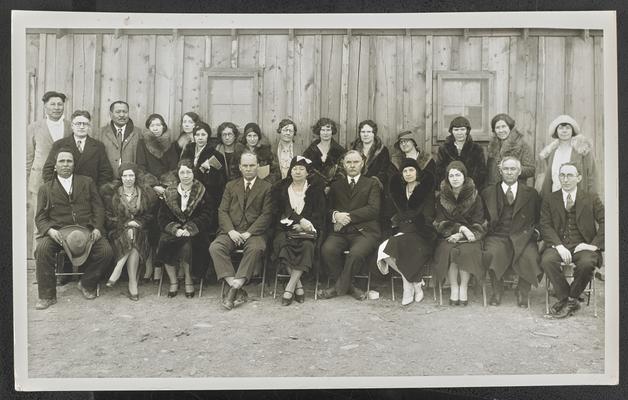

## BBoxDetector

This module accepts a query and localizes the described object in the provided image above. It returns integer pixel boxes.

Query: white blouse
[288,181,308,215]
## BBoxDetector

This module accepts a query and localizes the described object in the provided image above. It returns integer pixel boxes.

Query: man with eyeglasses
[540,162,604,318]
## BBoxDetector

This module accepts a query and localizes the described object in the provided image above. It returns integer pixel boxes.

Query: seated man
[319,150,381,300]
[209,152,273,310]
[34,148,113,310]
[540,162,604,318]
[481,156,542,307]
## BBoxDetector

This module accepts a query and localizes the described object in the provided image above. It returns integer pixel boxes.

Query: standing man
[27,91,72,255]
[481,156,542,307]
[319,150,381,301]
[209,152,273,310]
[42,110,113,189]
[540,163,604,318]
[35,148,113,310]
[95,101,142,178]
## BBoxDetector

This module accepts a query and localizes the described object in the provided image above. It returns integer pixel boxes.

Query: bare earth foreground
[25,264,604,379]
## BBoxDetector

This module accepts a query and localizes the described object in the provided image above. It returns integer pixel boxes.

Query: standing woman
[435,116,487,190]
[215,122,246,181]
[103,163,159,300]
[271,118,299,183]
[136,113,179,197]
[432,161,486,306]
[538,114,596,198]
[174,112,201,157]
[350,120,390,190]
[303,117,346,191]
[241,122,274,179]
[156,159,214,298]
[271,156,325,305]
[486,113,535,187]
[377,158,437,305]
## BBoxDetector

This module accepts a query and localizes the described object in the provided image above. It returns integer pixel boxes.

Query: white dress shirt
[561,187,577,209]
[57,175,73,195]
[46,116,65,142]
[501,181,518,199]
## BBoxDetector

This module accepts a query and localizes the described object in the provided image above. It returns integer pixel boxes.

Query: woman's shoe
[282,291,294,306]
[401,278,415,306]
[106,280,116,288]
[126,290,139,301]
[413,281,425,303]
[185,284,195,298]
[294,287,305,303]
[167,283,178,298]
[449,299,460,306]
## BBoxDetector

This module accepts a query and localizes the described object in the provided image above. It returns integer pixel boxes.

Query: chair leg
[438,280,443,306]
[391,275,396,301]
[482,278,487,307]
[273,268,280,299]
[545,275,550,315]
[157,273,163,297]
[592,277,597,318]
[260,257,266,299]
[198,278,203,299]
[314,268,319,300]
[366,272,371,293]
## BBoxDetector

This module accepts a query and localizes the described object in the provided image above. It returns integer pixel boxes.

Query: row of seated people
[34,140,604,320]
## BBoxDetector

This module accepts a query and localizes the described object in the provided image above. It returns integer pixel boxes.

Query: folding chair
[314,250,371,300]
[54,250,100,296]
[436,274,486,306]
[545,262,597,317]
[389,264,437,303]
[220,248,267,299]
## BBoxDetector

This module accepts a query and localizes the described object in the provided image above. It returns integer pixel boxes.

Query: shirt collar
[57,174,73,184]
[347,174,361,184]
[114,124,127,133]
[46,115,64,125]
[244,176,257,188]
[562,187,577,203]
[501,181,518,194]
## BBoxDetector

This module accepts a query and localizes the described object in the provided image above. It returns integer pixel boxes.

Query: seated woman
[271,156,325,306]
[103,163,159,300]
[215,121,246,181]
[174,111,201,157]
[377,158,437,305]
[181,122,227,211]
[156,159,214,298]
[241,122,275,180]
[432,161,486,306]
[303,117,346,191]
[538,114,596,198]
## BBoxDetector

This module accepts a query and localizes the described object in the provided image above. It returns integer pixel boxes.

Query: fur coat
[486,128,535,186]
[389,170,436,241]
[350,136,391,189]
[302,138,346,186]
[434,178,486,240]
[436,134,487,190]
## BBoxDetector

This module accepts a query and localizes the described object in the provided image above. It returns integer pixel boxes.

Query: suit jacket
[328,175,381,239]
[217,177,273,236]
[94,119,142,178]
[539,190,604,250]
[481,182,540,261]
[35,174,105,237]
[42,135,113,188]
[27,118,72,195]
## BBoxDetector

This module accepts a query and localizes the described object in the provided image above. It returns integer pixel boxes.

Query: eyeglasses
[559,173,578,179]
[72,121,90,127]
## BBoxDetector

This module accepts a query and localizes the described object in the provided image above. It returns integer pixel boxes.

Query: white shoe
[401,278,415,306]
[413,280,425,303]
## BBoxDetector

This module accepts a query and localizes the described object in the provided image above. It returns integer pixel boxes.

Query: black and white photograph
[11,10,619,391]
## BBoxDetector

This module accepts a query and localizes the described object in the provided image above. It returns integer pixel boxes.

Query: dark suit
[539,190,604,301]
[481,183,542,294]
[42,135,114,189]
[321,175,381,295]
[209,177,273,281]
[35,175,113,300]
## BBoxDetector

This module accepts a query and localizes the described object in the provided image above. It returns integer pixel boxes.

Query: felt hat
[58,225,94,267]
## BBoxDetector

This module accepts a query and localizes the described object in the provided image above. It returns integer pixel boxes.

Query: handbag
[287,230,318,240]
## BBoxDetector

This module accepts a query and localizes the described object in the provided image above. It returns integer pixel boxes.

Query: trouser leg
[335,234,377,295]
[569,250,600,299]
[81,238,114,291]
[209,234,237,281]
[35,237,61,300]
[541,249,570,301]
[321,233,349,288]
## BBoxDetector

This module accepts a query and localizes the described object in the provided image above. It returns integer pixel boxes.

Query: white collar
[57,174,73,183]
[46,115,64,125]
[347,174,361,184]
[562,187,577,204]
[74,134,87,143]
[500,181,518,197]
[244,176,257,188]
[114,124,127,132]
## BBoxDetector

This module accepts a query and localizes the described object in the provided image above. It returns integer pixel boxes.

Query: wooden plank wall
[25,30,604,192]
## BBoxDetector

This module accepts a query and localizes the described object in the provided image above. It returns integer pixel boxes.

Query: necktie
[506,185,514,205]
[566,193,574,211]
[77,139,83,153]
[244,182,251,208]
[350,178,356,190]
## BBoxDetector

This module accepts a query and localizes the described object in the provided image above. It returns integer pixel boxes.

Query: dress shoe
[234,288,248,307]
[489,291,502,306]
[56,276,70,286]
[294,287,305,303]
[35,298,57,310]
[401,278,415,305]
[549,298,568,315]
[126,290,139,301]
[282,291,294,306]
[317,288,338,300]
[449,299,459,306]
[185,284,195,298]
[167,283,179,298]
[349,286,367,301]
[77,281,97,300]
[106,280,116,288]
[413,281,425,303]
[222,287,237,310]
[516,290,529,308]
[552,299,581,319]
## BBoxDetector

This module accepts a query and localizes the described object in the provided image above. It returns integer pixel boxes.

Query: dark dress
[156,180,214,279]
[379,162,437,282]
[216,143,246,181]
[302,139,346,187]
[271,176,326,273]
[436,134,488,190]
[432,178,487,282]
[136,133,180,187]
[104,183,159,262]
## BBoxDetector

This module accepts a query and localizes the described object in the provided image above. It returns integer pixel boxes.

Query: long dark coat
[302,139,346,186]
[135,133,179,185]
[436,134,487,190]
[432,178,486,282]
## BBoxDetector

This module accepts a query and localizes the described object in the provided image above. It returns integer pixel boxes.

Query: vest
[493,189,514,237]
[561,206,585,246]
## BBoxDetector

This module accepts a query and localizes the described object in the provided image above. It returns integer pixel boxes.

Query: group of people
[28,90,604,319]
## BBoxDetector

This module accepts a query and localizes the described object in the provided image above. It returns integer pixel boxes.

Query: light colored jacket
[94,120,142,178]
[26,118,72,195]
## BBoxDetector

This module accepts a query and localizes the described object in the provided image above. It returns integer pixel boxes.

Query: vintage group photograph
[11,10,619,391]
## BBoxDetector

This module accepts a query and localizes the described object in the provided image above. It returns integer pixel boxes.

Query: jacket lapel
[575,192,585,224]
[244,179,261,209]
[234,178,245,211]
[550,191,566,228]
[512,185,528,216]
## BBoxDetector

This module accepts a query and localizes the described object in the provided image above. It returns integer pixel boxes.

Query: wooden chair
[54,250,100,296]
[220,248,267,299]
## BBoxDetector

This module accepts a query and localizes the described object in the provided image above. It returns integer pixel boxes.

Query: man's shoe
[317,288,338,300]
[222,287,237,310]
[77,281,96,300]
[549,298,568,315]
[56,276,70,286]
[516,290,529,308]
[35,298,57,310]
[349,286,367,301]
[562,298,581,317]
[489,294,501,306]
[234,288,248,307]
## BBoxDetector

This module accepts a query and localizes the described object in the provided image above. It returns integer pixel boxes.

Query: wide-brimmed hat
[58,225,94,267]
[394,130,418,150]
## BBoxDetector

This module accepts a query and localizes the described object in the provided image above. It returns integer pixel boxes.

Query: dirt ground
[25,263,605,379]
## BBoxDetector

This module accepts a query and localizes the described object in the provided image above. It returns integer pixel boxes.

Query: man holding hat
[34,148,113,310]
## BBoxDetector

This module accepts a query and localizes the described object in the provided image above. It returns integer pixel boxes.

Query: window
[435,71,494,141]
[200,68,260,130]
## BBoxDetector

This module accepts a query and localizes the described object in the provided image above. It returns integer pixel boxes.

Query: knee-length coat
[432,178,486,281]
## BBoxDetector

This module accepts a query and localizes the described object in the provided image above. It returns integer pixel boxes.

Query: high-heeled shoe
[294,287,305,303]
[185,284,195,298]
[167,283,178,298]
[282,291,294,306]
[126,290,139,301]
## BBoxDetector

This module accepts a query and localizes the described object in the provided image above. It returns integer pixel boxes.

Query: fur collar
[487,128,524,159]
[539,135,592,160]
[390,173,432,211]
[351,136,385,168]
[307,139,346,162]
[163,180,206,221]
[439,178,477,215]
[141,130,173,159]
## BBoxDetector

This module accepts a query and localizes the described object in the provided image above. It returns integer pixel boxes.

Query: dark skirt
[382,233,433,282]
[272,230,316,272]
[432,239,485,282]
[156,233,211,279]
[484,235,542,286]
[109,226,151,263]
